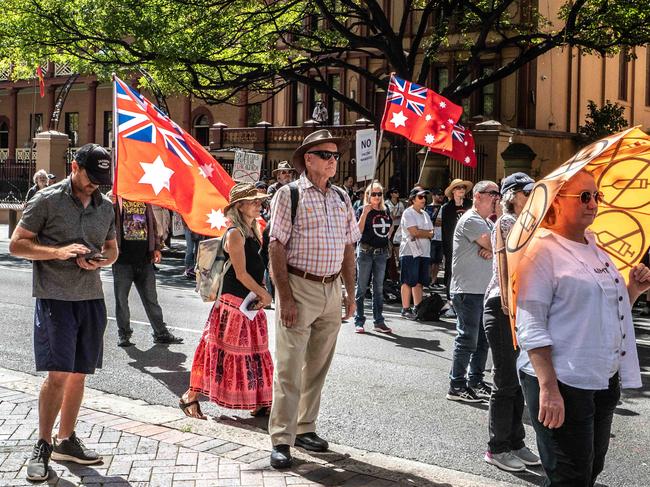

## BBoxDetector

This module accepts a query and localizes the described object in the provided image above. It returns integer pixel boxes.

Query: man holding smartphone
[9,144,118,481]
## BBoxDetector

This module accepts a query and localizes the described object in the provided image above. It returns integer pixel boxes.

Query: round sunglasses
[557,191,604,205]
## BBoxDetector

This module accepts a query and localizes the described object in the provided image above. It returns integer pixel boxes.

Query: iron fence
[0,161,36,201]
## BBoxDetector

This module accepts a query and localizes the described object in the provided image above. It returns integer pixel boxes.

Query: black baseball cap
[74,144,112,185]
[500,172,534,195]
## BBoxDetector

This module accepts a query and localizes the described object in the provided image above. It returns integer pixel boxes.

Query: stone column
[7,88,18,162]
[86,80,98,144]
[34,131,70,179]
[417,149,449,189]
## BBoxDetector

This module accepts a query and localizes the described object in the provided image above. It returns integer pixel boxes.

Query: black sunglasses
[307,150,341,161]
[558,191,604,205]
[520,189,532,197]
[369,191,383,197]
[479,190,501,198]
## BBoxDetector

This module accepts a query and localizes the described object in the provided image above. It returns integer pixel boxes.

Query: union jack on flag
[451,123,467,143]
[386,75,429,116]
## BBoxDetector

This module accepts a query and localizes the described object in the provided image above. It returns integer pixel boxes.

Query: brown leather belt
[287,265,340,283]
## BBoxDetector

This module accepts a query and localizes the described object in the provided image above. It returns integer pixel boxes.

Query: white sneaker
[512,446,541,466]
[484,451,526,472]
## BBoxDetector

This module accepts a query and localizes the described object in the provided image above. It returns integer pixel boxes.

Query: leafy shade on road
[1,0,650,124]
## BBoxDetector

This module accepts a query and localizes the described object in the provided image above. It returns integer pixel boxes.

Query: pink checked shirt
[270,173,361,276]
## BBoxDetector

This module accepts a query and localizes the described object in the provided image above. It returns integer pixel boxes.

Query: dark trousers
[449,293,489,388]
[113,262,168,339]
[443,251,452,300]
[483,297,525,453]
[520,372,620,487]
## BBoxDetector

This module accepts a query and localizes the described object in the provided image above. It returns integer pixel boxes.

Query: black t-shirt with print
[356,208,392,248]
[117,201,149,265]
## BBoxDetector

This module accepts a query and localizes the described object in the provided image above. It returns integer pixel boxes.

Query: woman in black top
[180,183,274,418]
[354,181,392,334]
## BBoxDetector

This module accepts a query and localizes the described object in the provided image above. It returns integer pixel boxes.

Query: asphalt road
[1,236,649,486]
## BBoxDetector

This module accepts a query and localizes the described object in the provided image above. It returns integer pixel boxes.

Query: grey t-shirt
[450,209,494,295]
[19,178,116,301]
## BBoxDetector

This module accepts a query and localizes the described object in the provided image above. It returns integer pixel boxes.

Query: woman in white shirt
[516,170,650,486]
[398,188,433,320]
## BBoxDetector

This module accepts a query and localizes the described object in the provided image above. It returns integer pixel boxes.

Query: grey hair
[500,189,516,215]
[472,180,496,198]
[33,169,48,183]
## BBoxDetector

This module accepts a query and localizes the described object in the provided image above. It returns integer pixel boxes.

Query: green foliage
[578,100,629,142]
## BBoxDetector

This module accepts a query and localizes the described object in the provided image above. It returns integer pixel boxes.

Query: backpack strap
[289,181,347,226]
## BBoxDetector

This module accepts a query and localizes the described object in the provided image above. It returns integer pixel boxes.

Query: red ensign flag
[36,66,45,98]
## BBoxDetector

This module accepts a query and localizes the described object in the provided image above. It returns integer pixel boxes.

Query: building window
[193,114,211,146]
[0,121,8,149]
[246,103,262,127]
[433,67,449,92]
[328,74,342,125]
[29,113,43,139]
[103,111,113,148]
[479,66,496,118]
[619,53,628,101]
[64,112,79,147]
[292,83,304,126]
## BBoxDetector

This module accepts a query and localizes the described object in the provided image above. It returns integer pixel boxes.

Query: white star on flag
[439,101,447,109]
[425,114,432,121]
[424,134,435,144]
[448,118,455,124]
[138,156,174,195]
[198,163,214,179]
[464,141,468,146]
[206,209,227,229]
[390,110,408,128]
[441,124,446,129]
[464,156,471,164]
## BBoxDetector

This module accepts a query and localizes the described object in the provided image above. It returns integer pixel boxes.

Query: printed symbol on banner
[232,168,260,181]
[597,157,650,210]
[507,183,548,253]
[593,210,645,270]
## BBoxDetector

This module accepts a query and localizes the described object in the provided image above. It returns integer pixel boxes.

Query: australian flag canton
[387,76,429,116]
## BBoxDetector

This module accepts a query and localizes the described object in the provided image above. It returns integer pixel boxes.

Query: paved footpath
[0,368,519,487]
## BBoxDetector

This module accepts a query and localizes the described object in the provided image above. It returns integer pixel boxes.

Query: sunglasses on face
[369,191,383,197]
[307,150,341,161]
[416,194,427,200]
[558,191,604,205]
[521,190,531,197]
[479,190,501,198]
[278,170,290,175]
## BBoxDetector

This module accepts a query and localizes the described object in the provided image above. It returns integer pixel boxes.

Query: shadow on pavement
[123,344,189,398]
[365,330,444,354]
[48,464,131,486]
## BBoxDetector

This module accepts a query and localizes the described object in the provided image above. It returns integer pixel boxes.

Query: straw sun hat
[223,182,269,213]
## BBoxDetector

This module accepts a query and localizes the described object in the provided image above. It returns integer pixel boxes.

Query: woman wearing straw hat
[180,183,274,418]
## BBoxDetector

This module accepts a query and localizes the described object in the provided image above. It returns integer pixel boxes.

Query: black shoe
[295,432,329,452]
[471,381,492,400]
[153,331,184,344]
[400,308,416,320]
[446,386,483,403]
[51,432,102,465]
[26,439,52,481]
[117,336,133,347]
[270,444,292,469]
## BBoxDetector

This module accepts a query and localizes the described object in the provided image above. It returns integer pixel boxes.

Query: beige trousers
[269,273,342,446]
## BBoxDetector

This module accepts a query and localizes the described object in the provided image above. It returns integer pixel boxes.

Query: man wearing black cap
[10,143,118,481]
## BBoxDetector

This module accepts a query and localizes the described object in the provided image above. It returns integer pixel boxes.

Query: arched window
[193,114,210,147]
[0,121,8,149]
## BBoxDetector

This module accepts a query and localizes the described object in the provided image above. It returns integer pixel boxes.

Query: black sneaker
[153,331,184,344]
[446,386,483,403]
[401,308,416,320]
[51,432,102,465]
[471,381,492,400]
[117,336,133,347]
[26,439,52,481]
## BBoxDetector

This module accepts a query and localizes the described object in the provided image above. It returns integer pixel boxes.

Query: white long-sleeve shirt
[515,229,641,390]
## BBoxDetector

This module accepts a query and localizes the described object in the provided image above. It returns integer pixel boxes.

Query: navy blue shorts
[400,256,431,287]
[430,240,444,264]
[34,299,107,374]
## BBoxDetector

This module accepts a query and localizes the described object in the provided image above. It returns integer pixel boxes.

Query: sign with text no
[232,151,263,182]
[355,128,377,182]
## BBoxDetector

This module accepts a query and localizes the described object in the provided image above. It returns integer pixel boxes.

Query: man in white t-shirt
[447,180,500,403]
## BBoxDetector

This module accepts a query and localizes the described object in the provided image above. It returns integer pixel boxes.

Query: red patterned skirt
[189,294,274,409]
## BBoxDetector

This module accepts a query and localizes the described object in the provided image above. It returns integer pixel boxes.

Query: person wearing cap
[180,182,274,419]
[111,194,184,348]
[425,188,445,287]
[268,129,360,468]
[25,169,55,202]
[399,188,434,320]
[385,188,405,274]
[267,161,296,199]
[482,173,540,471]
[441,179,473,308]
[10,143,117,481]
[447,180,500,403]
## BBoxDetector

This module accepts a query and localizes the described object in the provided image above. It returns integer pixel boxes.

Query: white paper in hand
[240,291,260,321]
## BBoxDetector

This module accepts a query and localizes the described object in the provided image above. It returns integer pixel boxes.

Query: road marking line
[107,316,201,334]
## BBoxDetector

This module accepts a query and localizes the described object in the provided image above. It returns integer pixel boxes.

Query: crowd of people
[9,134,650,487]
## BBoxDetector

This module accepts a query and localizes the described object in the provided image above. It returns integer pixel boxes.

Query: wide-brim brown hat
[223,182,270,213]
[272,160,296,175]
[444,179,473,199]
[292,129,350,173]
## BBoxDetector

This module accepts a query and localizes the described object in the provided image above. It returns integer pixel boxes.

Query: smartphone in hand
[86,253,108,262]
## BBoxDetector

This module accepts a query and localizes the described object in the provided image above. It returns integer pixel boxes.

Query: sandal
[179,397,206,420]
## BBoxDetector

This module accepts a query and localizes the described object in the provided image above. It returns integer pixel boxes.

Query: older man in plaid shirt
[268,130,361,469]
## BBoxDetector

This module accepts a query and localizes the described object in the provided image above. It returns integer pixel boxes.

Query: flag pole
[418,148,430,185]
[111,73,118,194]
[373,129,384,181]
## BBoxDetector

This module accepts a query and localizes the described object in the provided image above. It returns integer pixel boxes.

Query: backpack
[194,227,240,302]
[416,293,445,321]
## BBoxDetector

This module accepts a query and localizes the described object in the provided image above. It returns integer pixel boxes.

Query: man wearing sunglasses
[268,130,361,468]
[447,180,500,403]
[268,161,297,199]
